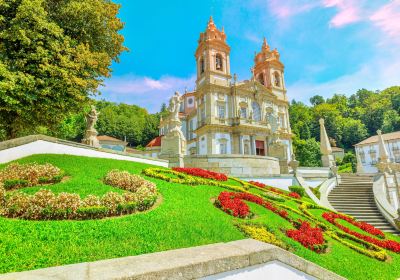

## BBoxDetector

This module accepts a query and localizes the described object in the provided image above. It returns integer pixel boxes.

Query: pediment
[235,80,276,99]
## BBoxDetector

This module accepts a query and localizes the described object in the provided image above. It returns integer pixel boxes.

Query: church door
[255,140,265,156]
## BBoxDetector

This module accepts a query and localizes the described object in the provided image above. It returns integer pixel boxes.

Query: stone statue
[168,91,183,121]
[86,105,100,131]
[159,91,186,168]
[82,105,101,148]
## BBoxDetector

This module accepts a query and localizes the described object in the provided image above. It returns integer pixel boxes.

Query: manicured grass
[0,154,400,280]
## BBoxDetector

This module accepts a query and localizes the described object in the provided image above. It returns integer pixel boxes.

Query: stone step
[331,192,372,194]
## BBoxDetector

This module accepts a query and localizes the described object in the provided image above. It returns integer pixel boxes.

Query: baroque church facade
[146,17,293,175]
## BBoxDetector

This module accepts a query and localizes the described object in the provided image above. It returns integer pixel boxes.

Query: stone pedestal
[159,120,186,168]
[322,154,335,168]
[289,159,299,175]
[82,129,100,148]
[268,141,288,174]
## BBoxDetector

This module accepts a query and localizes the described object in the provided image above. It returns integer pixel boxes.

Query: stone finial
[319,118,335,168]
[377,129,390,163]
[319,118,332,155]
[356,150,364,174]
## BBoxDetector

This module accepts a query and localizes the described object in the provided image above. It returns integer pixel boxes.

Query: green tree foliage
[290,86,400,165]
[293,138,322,167]
[95,101,159,147]
[0,0,126,139]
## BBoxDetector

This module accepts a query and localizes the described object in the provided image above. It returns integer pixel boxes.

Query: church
[144,17,294,176]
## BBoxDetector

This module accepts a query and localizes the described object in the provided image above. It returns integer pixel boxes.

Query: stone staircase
[328,174,399,235]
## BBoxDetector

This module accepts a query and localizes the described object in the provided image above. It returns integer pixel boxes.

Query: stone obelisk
[377,130,390,163]
[319,118,335,168]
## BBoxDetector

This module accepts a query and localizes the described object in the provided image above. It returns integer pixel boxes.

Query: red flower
[289,192,301,199]
[172,167,228,181]
[286,221,325,252]
[217,191,250,218]
[322,212,400,253]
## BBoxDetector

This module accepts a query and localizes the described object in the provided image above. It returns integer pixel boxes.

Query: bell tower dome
[195,17,231,88]
[253,37,286,94]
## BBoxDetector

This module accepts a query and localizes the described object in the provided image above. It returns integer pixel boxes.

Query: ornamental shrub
[104,170,156,193]
[288,186,305,197]
[3,179,29,190]
[101,192,124,214]
[0,163,63,187]
[82,195,101,207]
[77,206,109,220]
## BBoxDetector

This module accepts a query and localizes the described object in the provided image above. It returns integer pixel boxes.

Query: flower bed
[289,192,301,199]
[142,168,247,192]
[286,221,326,252]
[322,212,400,253]
[0,163,64,190]
[238,224,285,248]
[172,167,228,181]
[0,170,158,220]
[216,192,250,218]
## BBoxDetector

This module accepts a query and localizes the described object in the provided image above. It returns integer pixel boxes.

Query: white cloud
[99,75,196,113]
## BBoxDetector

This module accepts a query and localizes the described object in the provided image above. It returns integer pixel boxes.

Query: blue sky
[100,0,400,113]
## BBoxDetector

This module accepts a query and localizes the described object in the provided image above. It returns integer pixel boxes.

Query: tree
[339,117,368,148]
[0,0,126,139]
[309,95,325,106]
[293,138,322,167]
[94,101,159,147]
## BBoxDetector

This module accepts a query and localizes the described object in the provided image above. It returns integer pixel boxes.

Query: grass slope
[0,154,399,280]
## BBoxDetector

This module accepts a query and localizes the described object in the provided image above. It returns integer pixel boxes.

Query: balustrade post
[377,162,391,203]
[391,163,400,211]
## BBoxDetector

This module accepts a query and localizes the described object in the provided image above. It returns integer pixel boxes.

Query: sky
[100,0,400,113]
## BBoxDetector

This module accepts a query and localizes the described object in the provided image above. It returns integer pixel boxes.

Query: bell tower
[195,17,231,88]
[253,38,286,94]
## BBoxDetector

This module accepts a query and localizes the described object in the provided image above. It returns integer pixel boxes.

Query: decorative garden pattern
[143,167,400,262]
[0,164,158,220]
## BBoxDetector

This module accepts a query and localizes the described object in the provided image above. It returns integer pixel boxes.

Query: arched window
[252,101,261,122]
[258,73,264,85]
[215,53,223,71]
[200,57,205,74]
[273,71,281,87]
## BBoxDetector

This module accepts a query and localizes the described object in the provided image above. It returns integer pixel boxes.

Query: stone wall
[184,154,280,177]
[0,135,169,167]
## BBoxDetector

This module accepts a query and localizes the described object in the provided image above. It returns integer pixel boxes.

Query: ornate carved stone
[82,105,101,148]
[159,92,186,167]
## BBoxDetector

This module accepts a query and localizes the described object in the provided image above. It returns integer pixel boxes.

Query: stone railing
[373,174,400,230]
[318,177,337,211]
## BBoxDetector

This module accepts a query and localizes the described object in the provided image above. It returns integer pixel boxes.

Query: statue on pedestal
[159,92,186,167]
[82,105,101,148]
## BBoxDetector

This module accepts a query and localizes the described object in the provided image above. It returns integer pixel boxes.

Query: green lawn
[1,154,400,280]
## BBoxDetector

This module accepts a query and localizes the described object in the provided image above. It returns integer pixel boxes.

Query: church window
[200,58,205,74]
[252,102,261,122]
[216,53,223,71]
[244,142,250,155]
[218,105,225,119]
[240,107,247,119]
[273,71,281,87]
[220,143,227,154]
[201,108,206,121]
[258,73,264,85]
